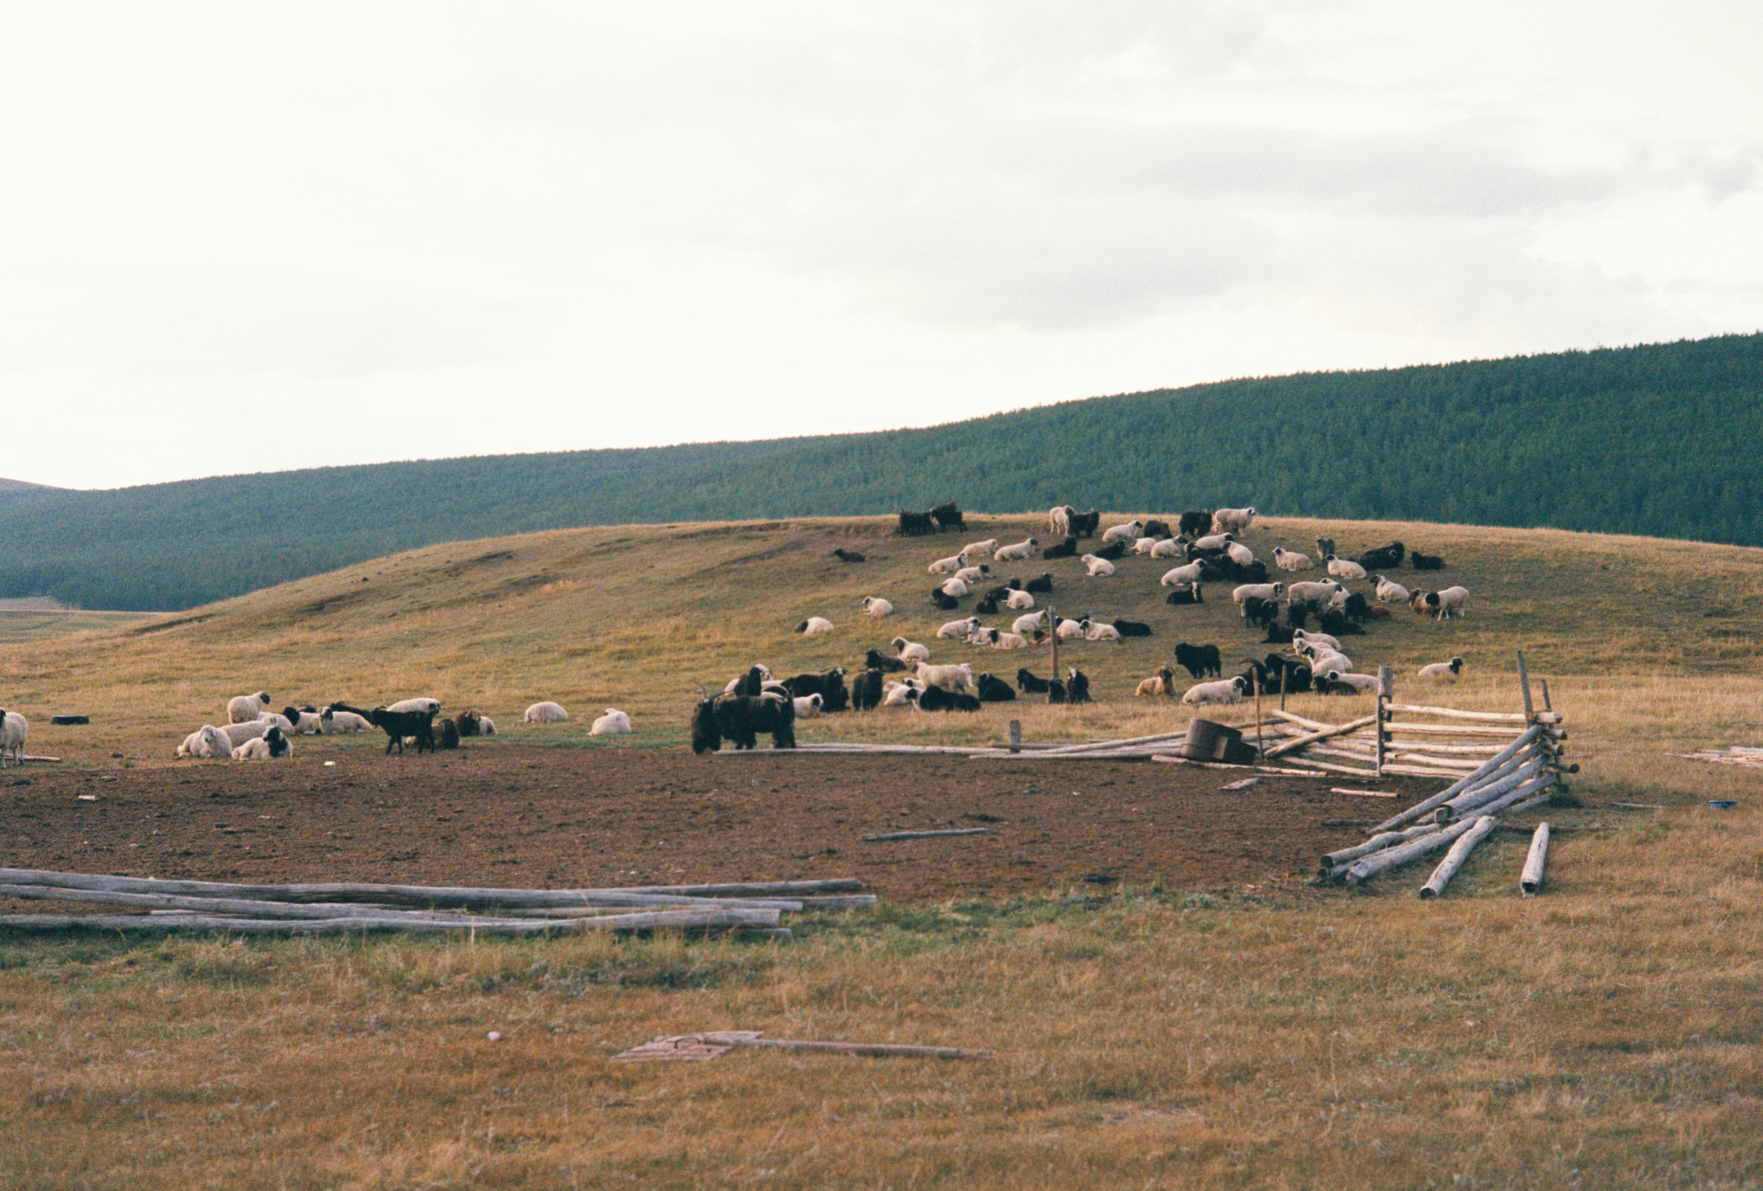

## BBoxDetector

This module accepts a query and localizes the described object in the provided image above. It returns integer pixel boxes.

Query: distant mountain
[4,331,1760,610]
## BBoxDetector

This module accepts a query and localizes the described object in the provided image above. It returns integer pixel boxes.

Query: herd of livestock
[691,504,1473,752]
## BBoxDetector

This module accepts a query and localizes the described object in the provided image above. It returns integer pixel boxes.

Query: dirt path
[2,744,1436,904]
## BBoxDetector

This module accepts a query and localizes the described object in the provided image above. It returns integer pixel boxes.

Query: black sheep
[1165,583,1204,606]
[1174,642,1222,680]
[1114,619,1153,637]
[1024,572,1055,593]
[1042,537,1079,559]
[850,668,886,711]
[975,672,1016,702]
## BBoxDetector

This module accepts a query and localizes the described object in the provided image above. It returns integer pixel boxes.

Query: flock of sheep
[170,692,636,761]
[692,505,1474,748]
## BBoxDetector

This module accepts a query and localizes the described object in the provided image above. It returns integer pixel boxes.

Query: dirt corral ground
[2,744,1444,906]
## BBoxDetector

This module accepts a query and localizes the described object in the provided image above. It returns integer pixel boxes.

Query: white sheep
[1082,619,1122,643]
[1211,507,1257,535]
[1149,537,1184,559]
[1326,555,1368,582]
[1160,561,1203,588]
[978,629,1028,650]
[1101,519,1143,545]
[881,678,925,707]
[218,720,272,748]
[1374,575,1411,604]
[1225,541,1255,567]
[282,707,326,735]
[1130,536,1160,556]
[320,706,372,733]
[176,724,233,759]
[962,538,999,558]
[928,551,969,575]
[860,596,894,617]
[1182,675,1249,706]
[938,616,983,639]
[1418,657,1464,679]
[227,691,270,723]
[1191,532,1232,552]
[892,636,931,663]
[0,709,26,768]
[794,616,836,635]
[524,701,570,723]
[1300,644,1354,675]
[1432,586,1471,620]
[1055,617,1087,639]
[1004,588,1036,610]
[790,693,824,719]
[1272,547,1314,571]
[1011,611,1047,637]
[939,576,971,598]
[1323,670,1381,695]
[1287,579,1343,604]
[386,698,441,716]
[993,537,1037,562]
[589,708,634,735]
[477,714,497,735]
[1232,581,1284,608]
[954,565,990,585]
[1048,506,1073,537]
[232,736,272,760]
[1290,628,1342,653]
[1081,554,1116,577]
[914,661,975,692]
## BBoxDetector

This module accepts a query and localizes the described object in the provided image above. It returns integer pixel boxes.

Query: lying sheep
[993,537,1037,562]
[795,616,836,635]
[281,706,326,735]
[962,538,999,558]
[1101,519,1144,545]
[969,627,1029,650]
[1081,554,1116,577]
[938,576,971,598]
[321,706,373,733]
[928,551,969,575]
[232,724,292,760]
[1326,555,1368,582]
[1149,537,1184,559]
[524,701,570,723]
[1082,619,1122,643]
[176,724,233,759]
[1320,670,1381,695]
[954,564,990,585]
[1182,675,1249,706]
[1011,610,1047,637]
[1419,657,1464,679]
[227,691,271,724]
[1374,575,1411,604]
[1160,561,1204,588]
[1272,547,1314,571]
[938,616,983,640]
[892,636,932,663]
[860,596,895,617]
[589,708,634,735]
[1003,588,1036,610]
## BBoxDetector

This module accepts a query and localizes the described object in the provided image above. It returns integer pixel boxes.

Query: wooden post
[1048,603,1059,694]
[1253,670,1264,758]
[1376,664,1393,777]
[1007,720,1021,754]
[1516,650,1535,718]
[1540,679,1553,713]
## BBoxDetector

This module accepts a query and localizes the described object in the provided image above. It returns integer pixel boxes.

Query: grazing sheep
[1173,642,1222,680]
[861,596,895,617]
[915,661,976,694]
[227,691,271,723]
[1419,657,1464,679]
[1326,555,1368,582]
[1211,507,1257,535]
[1272,547,1314,571]
[690,693,796,753]
[795,616,835,635]
[1048,506,1074,538]
[1081,554,1116,577]
[892,636,932,663]
[993,537,1037,563]
[928,551,969,575]
[590,708,634,735]
[930,502,966,533]
[1135,665,1179,697]
[1232,581,1284,610]
[524,701,570,723]
[0,709,26,768]
[1374,575,1411,604]
[1182,675,1249,706]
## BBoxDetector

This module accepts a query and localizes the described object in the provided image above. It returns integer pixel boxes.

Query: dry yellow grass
[3,513,1762,1189]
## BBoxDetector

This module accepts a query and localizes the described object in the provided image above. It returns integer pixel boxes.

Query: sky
[3,1,1759,491]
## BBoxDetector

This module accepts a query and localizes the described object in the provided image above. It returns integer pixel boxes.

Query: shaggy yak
[690,693,797,754]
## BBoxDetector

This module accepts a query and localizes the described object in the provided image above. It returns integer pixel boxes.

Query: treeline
[4,332,1760,610]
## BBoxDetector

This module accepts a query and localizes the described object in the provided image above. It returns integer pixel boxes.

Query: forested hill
[4,331,1760,610]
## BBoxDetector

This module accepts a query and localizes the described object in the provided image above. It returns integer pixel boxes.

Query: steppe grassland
[1,514,1762,1189]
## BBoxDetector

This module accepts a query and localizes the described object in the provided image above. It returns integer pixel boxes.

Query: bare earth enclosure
[3,745,1443,905]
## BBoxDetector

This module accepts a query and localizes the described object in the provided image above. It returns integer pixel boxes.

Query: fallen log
[1419,816,1498,899]
[0,906,783,936]
[1520,823,1551,895]
[1373,725,1547,832]
[862,828,992,842]
[1259,714,1378,759]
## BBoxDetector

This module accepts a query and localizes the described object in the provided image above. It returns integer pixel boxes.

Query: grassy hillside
[4,331,1761,610]
[5,515,1763,1188]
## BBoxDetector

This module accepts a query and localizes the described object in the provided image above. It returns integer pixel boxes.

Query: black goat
[897,510,935,536]
[865,649,910,674]
[1017,667,1053,694]
[1069,510,1102,538]
[783,668,848,713]
[1065,667,1092,703]
[850,668,886,712]
[1357,541,1405,571]
[329,700,435,755]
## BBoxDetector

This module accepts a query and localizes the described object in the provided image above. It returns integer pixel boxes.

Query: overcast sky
[4,1,1759,490]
